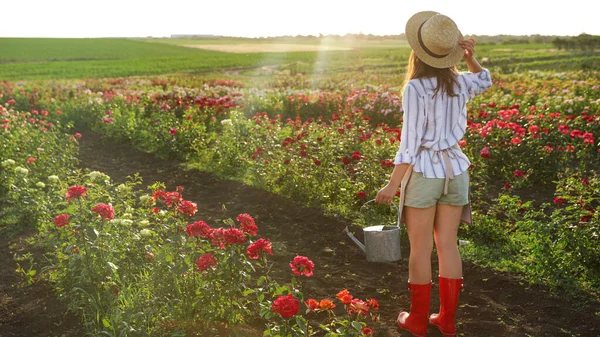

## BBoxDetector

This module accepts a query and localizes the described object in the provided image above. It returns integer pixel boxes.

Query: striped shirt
[394,69,493,178]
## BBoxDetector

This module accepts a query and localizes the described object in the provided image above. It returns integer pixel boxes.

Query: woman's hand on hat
[375,184,397,204]
[459,38,476,60]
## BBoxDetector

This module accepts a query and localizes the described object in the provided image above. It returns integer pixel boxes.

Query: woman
[375,11,492,337]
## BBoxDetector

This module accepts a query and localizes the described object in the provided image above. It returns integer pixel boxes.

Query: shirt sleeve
[394,83,425,165]
[459,68,492,101]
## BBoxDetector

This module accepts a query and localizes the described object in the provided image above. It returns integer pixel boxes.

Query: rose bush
[2,69,599,309]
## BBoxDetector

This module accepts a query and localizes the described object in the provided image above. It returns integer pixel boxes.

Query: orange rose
[336,289,350,300]
[319,299,336,310]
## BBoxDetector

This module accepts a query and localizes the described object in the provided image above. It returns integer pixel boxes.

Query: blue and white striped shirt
[394,69,493,178]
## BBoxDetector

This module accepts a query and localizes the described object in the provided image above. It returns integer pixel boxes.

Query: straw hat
[405,11,464,68]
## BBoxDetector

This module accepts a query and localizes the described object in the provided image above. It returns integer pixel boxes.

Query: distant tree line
[257,33,590,45]
[464,34,557,45]
[552,34,600,51]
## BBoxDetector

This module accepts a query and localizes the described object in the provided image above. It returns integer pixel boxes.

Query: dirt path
[1,129,599,337]
[0,230,83,337]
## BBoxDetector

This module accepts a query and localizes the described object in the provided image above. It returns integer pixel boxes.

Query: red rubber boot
[429,277,463,337]
[397,282,432,337]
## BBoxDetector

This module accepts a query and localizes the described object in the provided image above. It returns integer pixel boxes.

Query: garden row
[0,101,382,336]
[2,69,599,298]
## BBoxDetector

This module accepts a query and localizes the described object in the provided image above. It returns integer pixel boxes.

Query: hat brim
[405,11,464,69]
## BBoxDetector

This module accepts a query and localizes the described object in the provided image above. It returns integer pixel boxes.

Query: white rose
[14,167,29,175]
[140,229,155,237]
[1,159,15,167]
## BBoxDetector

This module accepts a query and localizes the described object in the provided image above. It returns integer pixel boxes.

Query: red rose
[570,130,583,138]
[367,298,379,310]
[558,125,569,134]
[271,294,300,318]
[504,183,512,189]
[357,191,367,200]
[553,197,566,205]
[362,327,374,336]
[152,207,159,213]
[91,203,115,221]
[54,214,70,228]
[177,200,198,217]
[479,146,491,159]
[186,221,212,238]
[313,159,321,166]
[236,213,258,236]
[66,185,87,202]
[289,255,314,277]
[27,157,35,164]
[210,228,228,249]
[152,189,166,202]
[163,192,182,207]
[513,170,525,177]
[196,253,217,272]
[305,298,319,311]
[246,238,273,259]
[351,151,361,161]
[528,125,539,134]
[224,228,246,245]
[170,128,177,136]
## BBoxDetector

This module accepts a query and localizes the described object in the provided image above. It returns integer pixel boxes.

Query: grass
[0,38,206,62]
[0,37,597,81]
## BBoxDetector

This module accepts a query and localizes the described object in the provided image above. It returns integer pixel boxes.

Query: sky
[1,0,598,38]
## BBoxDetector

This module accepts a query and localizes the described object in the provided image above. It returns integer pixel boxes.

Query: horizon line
[0,32,595,39]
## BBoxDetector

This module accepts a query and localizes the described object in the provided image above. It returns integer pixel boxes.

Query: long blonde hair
[403,51,458,98]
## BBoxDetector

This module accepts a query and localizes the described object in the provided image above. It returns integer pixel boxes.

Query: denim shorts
[404,170,470,208]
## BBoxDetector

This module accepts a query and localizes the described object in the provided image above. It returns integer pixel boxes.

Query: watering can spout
[343,226,366,254]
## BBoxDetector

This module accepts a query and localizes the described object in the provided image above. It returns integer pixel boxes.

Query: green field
[0,37,598,80]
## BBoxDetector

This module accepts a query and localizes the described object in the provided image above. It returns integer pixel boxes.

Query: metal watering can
[343,199,402,262]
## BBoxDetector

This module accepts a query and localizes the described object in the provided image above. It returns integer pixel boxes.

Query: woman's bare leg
[433,204,463,278]
[405,205,436,283]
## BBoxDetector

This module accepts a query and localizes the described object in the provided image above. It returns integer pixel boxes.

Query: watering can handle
[360,199,401,227]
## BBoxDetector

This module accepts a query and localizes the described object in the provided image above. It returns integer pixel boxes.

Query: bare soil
[0,230,83,337]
